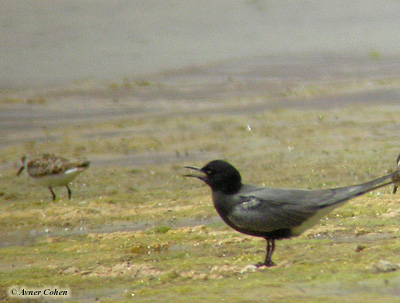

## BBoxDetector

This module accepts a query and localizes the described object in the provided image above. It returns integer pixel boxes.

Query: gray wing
[227,170,396,233]
[227,187,331,233]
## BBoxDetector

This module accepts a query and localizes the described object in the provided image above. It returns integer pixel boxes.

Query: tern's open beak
[392,169,400,183]
[183,166,207,181]
[16,165,25,176]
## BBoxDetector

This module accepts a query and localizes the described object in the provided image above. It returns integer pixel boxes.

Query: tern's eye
[204,168,213,175]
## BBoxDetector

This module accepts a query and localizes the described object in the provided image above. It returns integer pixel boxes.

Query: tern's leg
[393,185,398,194]
[256,238,276,267]
[66,185,72,200]
[49,187,56,201]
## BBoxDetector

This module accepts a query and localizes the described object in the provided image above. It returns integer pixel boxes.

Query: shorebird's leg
[49,187,56,201]
[66,185,72,200]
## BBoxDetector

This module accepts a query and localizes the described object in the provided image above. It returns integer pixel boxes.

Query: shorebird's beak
[184,166,207,181]
[16,166,25,176]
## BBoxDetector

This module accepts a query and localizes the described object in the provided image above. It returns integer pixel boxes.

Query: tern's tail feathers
[321,169,399,208]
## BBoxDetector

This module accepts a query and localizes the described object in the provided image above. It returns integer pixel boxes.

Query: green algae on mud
[0,81,400,302]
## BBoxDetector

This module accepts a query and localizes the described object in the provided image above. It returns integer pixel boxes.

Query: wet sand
[1,54,400,172]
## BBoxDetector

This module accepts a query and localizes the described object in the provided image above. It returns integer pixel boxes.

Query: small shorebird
[393,153,400,194]
[17,154,90,200]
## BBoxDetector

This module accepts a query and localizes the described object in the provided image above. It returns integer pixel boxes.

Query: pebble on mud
[372,260,400,273]
[240,265,258,273]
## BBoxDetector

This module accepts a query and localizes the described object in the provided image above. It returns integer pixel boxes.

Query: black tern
[17,154,90,200]
[185,160,399,267]
[393,153,400,194]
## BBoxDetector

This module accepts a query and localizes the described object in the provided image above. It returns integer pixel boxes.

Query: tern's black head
[185,160,242,194]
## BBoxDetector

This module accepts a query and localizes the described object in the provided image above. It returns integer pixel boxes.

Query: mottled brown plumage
[17,154,90,200]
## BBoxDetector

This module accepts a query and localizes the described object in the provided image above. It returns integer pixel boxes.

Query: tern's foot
[255,261,276,268]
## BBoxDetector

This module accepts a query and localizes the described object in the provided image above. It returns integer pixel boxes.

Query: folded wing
[228,171,396,234]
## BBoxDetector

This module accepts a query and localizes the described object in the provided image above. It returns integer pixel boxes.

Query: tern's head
[185,160,242,194]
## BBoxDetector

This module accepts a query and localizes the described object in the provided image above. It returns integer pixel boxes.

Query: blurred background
[2,0,400,89]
